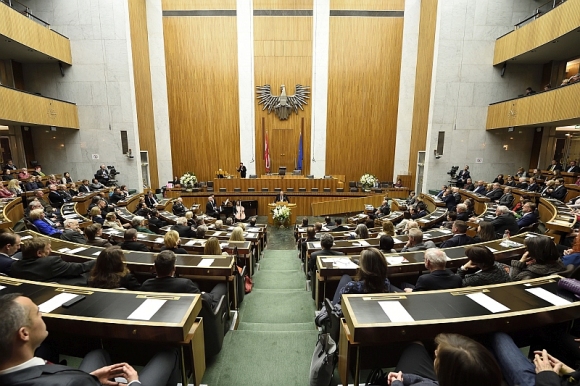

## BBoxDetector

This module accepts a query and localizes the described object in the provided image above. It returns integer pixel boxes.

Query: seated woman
[441,211,457,229]
[185,211,196,227]
[505,175,516,187]
[89,206,104,225]
[457,245,510,287]
[492,174,505,185]
[510,236,565,280]
[161,230,188,254]
[103,212,126,230]
[332,248,390,304]
[233,200,246,222]
[68,182,79,197]
[229,227,245,242]
[88,247,140,290]
[85,223,112,248]
[402,220,419,235]
[379,235,396,254]
[515,167,527,178]
[378,220,395,237]
[389,333,502,386]
[204,237,227,255]
[561,232,580,267]
[29,208,62,238]
[472,221,497,243]
[0,184,15,198]
[17,168,30,180]
[61,171,73,184]
[349,223,369,240]
[131,216,155,234]
[46,174,58,186]
[394,178,403,188]
[7,179,22,196]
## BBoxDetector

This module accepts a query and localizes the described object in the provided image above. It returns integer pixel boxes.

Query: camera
[447,166,459,178]
[107,166,119,176]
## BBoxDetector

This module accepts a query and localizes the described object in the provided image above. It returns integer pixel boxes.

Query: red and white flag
[264,131,271,172]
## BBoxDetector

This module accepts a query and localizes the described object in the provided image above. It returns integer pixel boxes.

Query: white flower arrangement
[360,173,378,189]
[179,172,197,187]
[272,205,291,222]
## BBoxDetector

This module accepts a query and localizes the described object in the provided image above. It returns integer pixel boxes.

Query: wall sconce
[503,145,509,150]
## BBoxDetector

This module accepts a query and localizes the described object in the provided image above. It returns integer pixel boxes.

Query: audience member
[492,174,505,185]
[547,159,563,171]
[204,237,226,255]
[131,216,154,234]
[161,230,187,254]
[550,178,567,201]
[463,178,475,191]
[378,220,395,237]
[171,217,195,238]
[119,229,150,252]
[509,236,565,281]
[472,221,496,243]
[456,245,510,286]
[60,219,86,244]
[439,221,474,248]
[103,212,126,230]
[308,233,344,281]
[85,223,113,247]
[88,247,140,290]
[561,232,580,267]
[401,228,436,252]
[395,211,413,232]
[196,225,208,238]
[229,227,245,242]
[205,194,221,218]
[333,218,348,232]
[517,201,538,228]
[379,235,396,254]
[498,187,515,207]
[404,248,462,292]
[79,179,91,193]
[7,179,22,195]
[490,205,519,237]
[17,167,30,180]
[455,203,469,221]
[473,180,486,194]
[527,177,540,192]
[486,182,503,201]
[172,197,186,216]
[89,206,104,225]
[410,202,428,219]
[0,232,20,275]
[29,209,62,238]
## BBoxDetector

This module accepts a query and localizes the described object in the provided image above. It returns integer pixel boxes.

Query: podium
[268,202,297,226]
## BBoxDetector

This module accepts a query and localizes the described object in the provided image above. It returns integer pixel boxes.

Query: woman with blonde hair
[7,179,22,195]
[229,227,245,242]
[185,211,196,226]
[236,222,246,231]
[89,206,104,225]
[103,212,125,230]
[378,220,395,237]
[161,230,187,254]
[403,220,419,235]
[68,182,79,196]
[204,237,225,255]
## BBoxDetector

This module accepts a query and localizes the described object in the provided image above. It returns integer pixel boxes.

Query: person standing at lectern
[274,190,289,203]
[237,162,247,178]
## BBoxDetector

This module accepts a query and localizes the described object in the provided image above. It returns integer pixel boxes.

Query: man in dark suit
[486,182,504,201]
[140,250,226,310]
[145,191,159,208]
[455,204,470,221]
[171,217,195,238]
[550,178,567,201]
[498,187,515,208]
[410,202,428,219]
[547,159,562,171]
[373,200,390,219]
[333,218,349,232]
[566,161,580,173]
[78,179,91,194]
[95,164,110,185]
[237,162,247,178]
[47,184,65,209]
[441,187,460,212]
[439,221,474,248]
[473,180,486,195]
[172,197,186,216]
[10,237,94,285]
[456,165,470,188]
[119,229,150,252]
[0,294,180,386]
[109,187,125,204]
[463,178,475,191]
[404,248,462,292]
[205,195,220,218]
[60,219,87,244]
[0,232,20,275]
[148,209,167,229]
[308,233,344,299]
[527,177,540,193]
[490,206,520,237]
[517,202,539,229]
[274,190,289,203]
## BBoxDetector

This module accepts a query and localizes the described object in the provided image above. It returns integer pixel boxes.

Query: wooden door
[271,127,297,172]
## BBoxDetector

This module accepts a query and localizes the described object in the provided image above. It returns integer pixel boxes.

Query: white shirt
[0,357,45,375]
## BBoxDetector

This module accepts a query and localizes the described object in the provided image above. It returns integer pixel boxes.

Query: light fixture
[503,145,509,150]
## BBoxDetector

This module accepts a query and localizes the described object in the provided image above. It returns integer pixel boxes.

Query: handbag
[365,368,387,386]
[557,278,580,299]
[309,333,337,386]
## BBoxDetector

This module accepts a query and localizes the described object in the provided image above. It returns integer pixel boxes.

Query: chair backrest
[307,175,314,179]
[311,188,319,192]
[234,187,241,192]
[24,219,39,233]
[207,181,214,187]
[248,187,256,192]
[148,223,160,234]
[323,187,331,192]
[324,298,341,344]
[286,187,295,192]
[558,264,576,278]
[299,187,306,192]
[349,181,356,188]
[336,188,344,192]
[570,265,580,280]
[261,187,269,192]
[274,188,281,192]
[517,222,538,234]
[219,187,226,192]
[199,293,228,358]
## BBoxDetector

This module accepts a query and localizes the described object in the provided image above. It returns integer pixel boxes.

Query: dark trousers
[395,343,438,381]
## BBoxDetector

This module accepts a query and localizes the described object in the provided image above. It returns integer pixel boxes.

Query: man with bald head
[60,219,86,244]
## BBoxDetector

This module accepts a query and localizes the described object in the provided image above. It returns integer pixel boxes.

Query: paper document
[378,301,415,322]
[68,247,88,254]
[526,287,571,306]
[439,229,452,234]
[220,243,229,249]
[92,251,101,256]
[358,240,371,247]
[63,214,78,219]
[487,247,498,253]
[333,258,358,269]
[386,256,409,265]
[198,259,214,267]
[58,248,71,253]
[154,237,164,243]
[20,235,33,240]
[311,242,321,249]
[466,292,510,313]
[136,234,146,239]
[39,293,79,313]
[0,286,5,291]
[392,237,402,243]
[127,299,167,320]
[184,240,196,246]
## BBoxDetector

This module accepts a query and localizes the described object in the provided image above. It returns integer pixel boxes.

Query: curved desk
[0,197,23,228]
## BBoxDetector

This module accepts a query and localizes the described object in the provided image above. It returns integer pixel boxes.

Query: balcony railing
[0,0,67,38]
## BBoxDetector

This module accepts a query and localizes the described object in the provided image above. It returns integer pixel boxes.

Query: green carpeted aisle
[201,230,318,385]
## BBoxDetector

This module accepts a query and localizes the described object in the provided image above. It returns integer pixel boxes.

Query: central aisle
[201,226,318,385]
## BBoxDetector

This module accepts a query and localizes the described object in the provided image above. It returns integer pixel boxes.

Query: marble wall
[19,0,143,190]
[421,0,544,190]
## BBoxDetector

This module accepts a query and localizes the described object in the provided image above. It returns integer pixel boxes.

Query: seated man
[60,219,87,244]
[171,217,195,238]
[47,184,65,209]
[196,225,208,238]
[404,248,462,292]
[517,201,539,229]
[148,209,167,229]
[498,187,514,207]
[10,237,94,285]
[34,190,55,213]
[473,180,486,195]
[205,195,220,218]
[373,200,390,219]
[119,228,150,252]
[95,164,110,185]
[490,205,519,237]
[140,250,226,310]
[455,203,470,221]
[550,178,567,201]
[308,234,344,299]
[89,178,105,191]
[486,182,503,201]
[333,218,349,232]
[78,179,92,193]
[145,191,159,208]
[463,178,475,191]
[0,294,179,386]
[85,223,113,248]
[131,216,155,234]
[410,202,428,219]
[172,197,186,216]
[457,245,510,287]
[439,220,474,248]
[0,232,20,275]
[401,228,436,252]
[109,187,125,204]
[29,209,62,238]
[2,169,15,182]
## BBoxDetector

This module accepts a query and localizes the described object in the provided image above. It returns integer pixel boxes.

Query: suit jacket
[333,225,349,232]
[457,170,470,183]
[87,237,112,248]
[205,201,219,217]
[491,213,519,236]
[517,211,539,228]
[439,234,475,248]
[148,216,167,228]
[486,188,503,201]
[145,195,159,208]
[527,183,540,192]
[48,191,65,208]
[414,269,463,291]
[551,185,567,201]
[10,256,95,285]
[411,210,427,219]
[473,186,486,195]
[60,229,87,244]
[79,184,91,193]
[547,163,563,171]
[464,183,475,191]
[172,202,186,216]
[456,212,470,221]
[0,253,15,274]
[0,364,100,386]
[401,241,437,252]
[442,194,458,211]
[274,194,289,203]
[109,192,125,204]
[140,276,201,293]
[566,165,580,173]
[119,240,150,252]
[498,193,514,207]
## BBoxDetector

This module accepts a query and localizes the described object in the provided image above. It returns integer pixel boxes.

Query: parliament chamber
[2,0,580,385]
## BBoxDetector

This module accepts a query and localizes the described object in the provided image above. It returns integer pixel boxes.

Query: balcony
[0,0,72,64]
[486,81,580,130]
[493,0,580,65]
[0,85,79,129]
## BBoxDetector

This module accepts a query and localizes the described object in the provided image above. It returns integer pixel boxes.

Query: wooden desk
[416,207,447,229]
[0,197,23,228]
[339,275,580,385]
[459,189,490,215]
[61,202,92,228]
[0,276,203,385]
[538,198,576,242]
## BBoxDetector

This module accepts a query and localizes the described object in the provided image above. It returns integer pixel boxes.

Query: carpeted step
[237,321,316,332]
[258,256,301,271]
[252,271,306,290]
[239,289,314,324]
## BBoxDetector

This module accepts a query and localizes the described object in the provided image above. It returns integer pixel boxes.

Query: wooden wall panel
[493,0,580,64]
[330,0,405,11]
[0,3,72,64]
[326,16,403,184]
[407,0,437,188]
[254,0,313,10]
[162,0,236,11]
[128,0,159,189]
[0,86,78,128]
[254,16,312,175]
[163,16,240,182]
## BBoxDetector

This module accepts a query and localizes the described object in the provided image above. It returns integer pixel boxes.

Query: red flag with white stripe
[264,131,271,173]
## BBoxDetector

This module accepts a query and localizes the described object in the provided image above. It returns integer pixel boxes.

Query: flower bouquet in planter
[360,173,378,191]
[272,205,291,228]
[180,172,197,192]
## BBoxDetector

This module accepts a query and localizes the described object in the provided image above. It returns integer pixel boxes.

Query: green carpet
[202,225,317,385]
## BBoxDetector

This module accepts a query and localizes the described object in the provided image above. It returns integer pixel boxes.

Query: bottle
[503,230,510,240]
